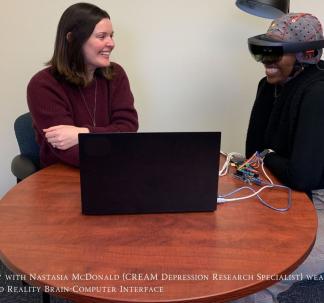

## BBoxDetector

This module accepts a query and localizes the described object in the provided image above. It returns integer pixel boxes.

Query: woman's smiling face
[82,18,115,76]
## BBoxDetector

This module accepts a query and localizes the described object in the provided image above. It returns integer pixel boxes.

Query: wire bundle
[218,151,292,212]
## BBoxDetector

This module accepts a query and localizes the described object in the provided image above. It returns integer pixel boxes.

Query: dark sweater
[27,63,138,167]
[246,61,324,191]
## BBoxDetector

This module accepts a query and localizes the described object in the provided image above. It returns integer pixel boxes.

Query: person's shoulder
[110,62,129,79]
[98,62,128,85]
[303,62,324,83]
[304,79,324,95]
[317,60,324,70]
[258,76,267,85]
[301,70,324,108]
[256,76,269,91]
[29,66,55,83]
[304,63,324,89]
[28,66,59,89]
[110,62,125,72]
[27,66,68,98]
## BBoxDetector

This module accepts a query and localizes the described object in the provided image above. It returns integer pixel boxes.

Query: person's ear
[66,32,73,43]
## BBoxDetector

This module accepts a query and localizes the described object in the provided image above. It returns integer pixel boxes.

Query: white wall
[1,0,323,197]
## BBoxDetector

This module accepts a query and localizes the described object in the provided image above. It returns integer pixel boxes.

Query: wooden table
[0,163,317,303]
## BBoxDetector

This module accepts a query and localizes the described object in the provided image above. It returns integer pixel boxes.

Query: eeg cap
[266,13,324,63]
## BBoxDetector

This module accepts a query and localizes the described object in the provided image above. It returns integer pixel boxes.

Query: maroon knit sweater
[27,63,138,167]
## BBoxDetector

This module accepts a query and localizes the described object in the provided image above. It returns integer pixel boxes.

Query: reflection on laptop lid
[79,132,221,215]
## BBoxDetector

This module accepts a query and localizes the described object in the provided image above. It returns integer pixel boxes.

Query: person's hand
[43,125,89,150]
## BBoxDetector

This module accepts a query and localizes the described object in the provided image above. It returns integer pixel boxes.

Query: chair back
[14,112,40,168]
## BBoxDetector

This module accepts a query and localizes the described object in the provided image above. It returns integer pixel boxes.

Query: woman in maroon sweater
[27,3,138,167]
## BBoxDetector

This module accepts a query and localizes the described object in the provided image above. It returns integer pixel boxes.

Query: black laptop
[79,132,221,215]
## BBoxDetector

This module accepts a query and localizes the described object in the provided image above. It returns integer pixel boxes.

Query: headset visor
[248,35,284,63]
[248,44,284,62]
[248,34,324,63]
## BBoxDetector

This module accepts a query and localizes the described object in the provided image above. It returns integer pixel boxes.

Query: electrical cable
[219,151,245,177]
[218,182,292,212]
[218,150,292,212]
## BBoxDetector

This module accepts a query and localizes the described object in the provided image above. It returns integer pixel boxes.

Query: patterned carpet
[1,260,324,302]
[278,273,324,303]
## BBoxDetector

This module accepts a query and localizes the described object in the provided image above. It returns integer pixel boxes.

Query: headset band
[248,35,324,54]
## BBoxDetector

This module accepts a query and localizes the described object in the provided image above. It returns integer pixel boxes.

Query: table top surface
[0,163,317,303]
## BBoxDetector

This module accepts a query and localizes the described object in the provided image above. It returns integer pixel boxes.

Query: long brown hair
[48,3,114,86]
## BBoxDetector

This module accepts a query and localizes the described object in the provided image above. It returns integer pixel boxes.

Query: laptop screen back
[79,132,221,215]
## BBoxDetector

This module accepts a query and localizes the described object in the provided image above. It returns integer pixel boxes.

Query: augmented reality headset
[248,34,324,62]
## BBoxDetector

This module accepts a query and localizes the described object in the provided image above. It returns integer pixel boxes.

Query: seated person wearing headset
[235,13,324,303]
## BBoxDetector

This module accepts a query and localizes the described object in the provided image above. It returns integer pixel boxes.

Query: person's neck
[87,68,96,82]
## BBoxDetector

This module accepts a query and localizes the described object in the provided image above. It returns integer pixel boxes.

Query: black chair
[11,112,40,182]
[11,113,51,302]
